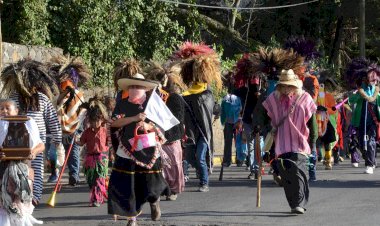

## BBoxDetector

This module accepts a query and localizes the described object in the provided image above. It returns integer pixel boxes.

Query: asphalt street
[34,158,380,226]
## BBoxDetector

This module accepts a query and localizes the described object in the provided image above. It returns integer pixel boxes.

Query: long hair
[1,59,58,112]
[113,58,141,91]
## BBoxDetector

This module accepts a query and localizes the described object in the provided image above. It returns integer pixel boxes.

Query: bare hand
[28,152,36,160]
[137,121,149,131]
[134,113,146,122]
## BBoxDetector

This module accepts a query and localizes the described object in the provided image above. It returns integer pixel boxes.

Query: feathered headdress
[145,61,186,91]
[250,47,305,80]
[233,53,255,88]
[345,57,380,88]
[284,36,320,62]
[50,55,91,87]
[78,95,108,121]
[1,59,59,100]
[113,58,141,91]
[172,41,216,60]
[180,54,222,91]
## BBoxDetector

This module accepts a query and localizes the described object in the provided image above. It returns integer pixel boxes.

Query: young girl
[0,99,44,225]
[76,97,110,207]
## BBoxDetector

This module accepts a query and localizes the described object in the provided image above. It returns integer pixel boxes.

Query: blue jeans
[308,143,317,180]
[63,134,81,181]
[196,137,209,186]
[45,137,57,167]
[244,123,263,173]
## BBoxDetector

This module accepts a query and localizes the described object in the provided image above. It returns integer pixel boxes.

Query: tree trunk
[229,0,241,30]
[330,15,344,66]
[359,0,365,57]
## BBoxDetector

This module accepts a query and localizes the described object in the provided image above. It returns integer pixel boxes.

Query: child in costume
[76,97,110,207]
[0,99,44,225]
[347,58,380,174]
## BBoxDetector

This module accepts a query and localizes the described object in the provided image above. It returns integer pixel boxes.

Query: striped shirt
[9,92,62,144]
[57,89,85,134]
[9,92,62,202]
[262,91,317,157]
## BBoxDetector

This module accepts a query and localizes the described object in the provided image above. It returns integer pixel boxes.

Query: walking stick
[219,162,224,181]
[255,132,262,208]
[47,134,76,207]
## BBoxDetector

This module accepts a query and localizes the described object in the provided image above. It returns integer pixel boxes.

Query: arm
[111,114,142,128]
[220,100,226,125]
[307,114,318,145]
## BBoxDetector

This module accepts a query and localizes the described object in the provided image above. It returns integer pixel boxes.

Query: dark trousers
[223,123,235,165]
[277,152,309,209]
[359,124,377,167]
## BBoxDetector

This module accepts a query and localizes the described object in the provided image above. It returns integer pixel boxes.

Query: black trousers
[276,152,309,209]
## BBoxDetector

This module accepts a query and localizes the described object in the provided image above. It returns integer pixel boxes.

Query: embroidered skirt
[108,156,168,217]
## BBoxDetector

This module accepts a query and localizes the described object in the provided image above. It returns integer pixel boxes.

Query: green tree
[2,0,49,45]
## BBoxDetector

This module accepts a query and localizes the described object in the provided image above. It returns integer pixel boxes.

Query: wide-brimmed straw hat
[117,73,159,90]
[277,69,303,89]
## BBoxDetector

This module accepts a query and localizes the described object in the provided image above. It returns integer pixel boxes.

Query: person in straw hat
[262,69,316,214]
[108,72,168,226]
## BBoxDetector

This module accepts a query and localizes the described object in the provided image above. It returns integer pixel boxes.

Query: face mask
[128,88,146,103]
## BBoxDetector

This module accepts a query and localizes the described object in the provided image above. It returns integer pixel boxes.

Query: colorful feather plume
[172,41,216,60]
[78,95,109,121]
[48,55,91,87]
[284,36,320,62]
[113,58,141,91]
[1,59,59,100]
[250,47,305,80]
[345,57,380,88]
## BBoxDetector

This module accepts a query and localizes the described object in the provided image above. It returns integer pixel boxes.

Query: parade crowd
[0,39,379,226]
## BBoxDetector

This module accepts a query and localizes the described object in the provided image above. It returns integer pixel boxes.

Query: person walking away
[262,69,317,214]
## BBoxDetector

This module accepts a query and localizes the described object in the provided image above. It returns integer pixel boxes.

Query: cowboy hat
[277,69,303,89]
[117,73,159,90]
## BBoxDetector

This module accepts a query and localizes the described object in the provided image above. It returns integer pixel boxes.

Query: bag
[320,121,337,144]
[128,126,157,152]
[263,131,274,152]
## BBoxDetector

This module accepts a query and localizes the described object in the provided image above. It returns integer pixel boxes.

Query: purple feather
[284,36,320,62]
[70,67,79,88]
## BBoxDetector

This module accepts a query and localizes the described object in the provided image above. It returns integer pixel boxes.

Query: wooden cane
[255,132,262,208]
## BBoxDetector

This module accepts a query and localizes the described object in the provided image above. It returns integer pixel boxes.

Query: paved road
[35,159,380,226]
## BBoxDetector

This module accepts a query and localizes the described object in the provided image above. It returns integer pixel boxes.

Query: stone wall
[2,42,63,67]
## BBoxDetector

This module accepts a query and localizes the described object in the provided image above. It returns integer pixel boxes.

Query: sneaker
[150,200,161,221]
[365,166,374,174]
[166,194,177,201]
[92,202,101,207]
[47,174,58,183]
[291,207,305,214]
[248,172,258,180]
[198,185,209,192]
[184,175,189,182]
[352,162,359,168]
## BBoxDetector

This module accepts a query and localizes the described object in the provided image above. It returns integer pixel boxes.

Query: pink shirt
[80,126,108,154]
[262,91,317,157]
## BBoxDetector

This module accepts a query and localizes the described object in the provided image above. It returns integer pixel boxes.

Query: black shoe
[69,176,78,186]
[248,172,258,180]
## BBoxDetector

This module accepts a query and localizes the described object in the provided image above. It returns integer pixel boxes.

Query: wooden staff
[255,132,262,208]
